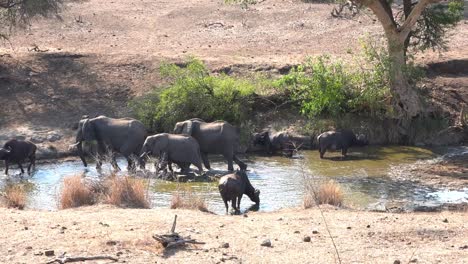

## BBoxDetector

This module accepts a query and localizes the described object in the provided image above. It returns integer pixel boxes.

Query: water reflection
[0,146,466,214]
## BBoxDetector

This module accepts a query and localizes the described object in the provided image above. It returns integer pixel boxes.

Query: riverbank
[0,205,467,263]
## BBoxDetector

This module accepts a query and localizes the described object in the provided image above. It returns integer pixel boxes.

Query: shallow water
[0,146,467,214]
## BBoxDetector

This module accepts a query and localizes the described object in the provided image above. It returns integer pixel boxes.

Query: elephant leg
[201,153,211,170]
[237,195,242,211]
[224,199,229,215]
[111,153,121,171]
[96,142,106,169]
[341,148,348,159]
[233,155,247,171]
[4,160,9,175]
[168,161,174,172]
[126,156,135,172]
[231,197,237,214]
[18,162,24,174]
[319,148,326,159]
[30,154,36,171]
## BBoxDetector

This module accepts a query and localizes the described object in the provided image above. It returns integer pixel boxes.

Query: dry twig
[46,255,118,264]
[152,214,206,248]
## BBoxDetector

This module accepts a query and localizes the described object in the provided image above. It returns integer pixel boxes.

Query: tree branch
[399,0,441,41]
[358,0,398,35]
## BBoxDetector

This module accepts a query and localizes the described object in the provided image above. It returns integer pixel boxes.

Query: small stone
[33,251,43,256]
[410,259,418,263]
[303,236,311,242]
[24,227,28,230]
[220,242,229,248]
[347,226,352,230]
[442,218,448,223]
[243,214,248,218]
[366,225,371,228]
[459,245,468,250]
[25,246,32,250]
[261,239,272,247]
[312,230,319,234]
[30,136,45,144]
[219,224,225,228]
[116,251,123,256]
[44,250,55,257]
[294,231,300,234]
[203,249,209,252]
[394,260,401,264]
[277,218,283,221]
[46,133,62,142]
[106,240,118,246]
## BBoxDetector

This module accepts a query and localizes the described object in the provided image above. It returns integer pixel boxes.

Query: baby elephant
[218,171,260,214]
[139,133,204,175]
[0,139,37,175]
[317,129,368,159]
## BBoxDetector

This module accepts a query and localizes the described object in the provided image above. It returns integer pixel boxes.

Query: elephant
[252,130,313,157]
[173,118,247,171]
[139,133,204,175]
[0,139,36,175]
[218,170,260,214]
[70,115,147,171]
[317,129,368,159]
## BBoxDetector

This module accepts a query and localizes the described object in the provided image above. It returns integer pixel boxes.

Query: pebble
[261,239,272,247]
[312,230,319,234]
[347,226,352,230]
[106,240,118,246]
[442,218,448,223]
[220,242,229,248]
[44,250,55,257]
[394,260,401,264]
[303,236,311,242]
[294,231,300,234]
[366,225,371,228]
[410,259,418,263]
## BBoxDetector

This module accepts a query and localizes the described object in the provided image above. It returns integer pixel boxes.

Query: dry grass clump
[106,176,150,209]
[2,184,27,209]
[170,186,208,212]
[60,175,96,209]
[304,180,344,208]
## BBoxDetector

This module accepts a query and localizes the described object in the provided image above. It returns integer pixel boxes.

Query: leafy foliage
[410,0,464,52]
[130,58,256,132]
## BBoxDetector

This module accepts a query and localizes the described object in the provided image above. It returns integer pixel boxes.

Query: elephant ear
[82,119,96,141]
[182,121,193,135]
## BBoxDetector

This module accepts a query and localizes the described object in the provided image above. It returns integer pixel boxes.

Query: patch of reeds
[2,184,27,209]
[105,175,150,209]
[60,175,96,209]
[170,186,208,212]
[304,180,344,208]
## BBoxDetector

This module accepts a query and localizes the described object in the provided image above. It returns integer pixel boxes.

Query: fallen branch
[46,255,118,264]
[152,214,205,248]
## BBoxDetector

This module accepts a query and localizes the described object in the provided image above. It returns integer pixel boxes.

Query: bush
[60,175,96,209]
[106,176,150,209]
[1,184,27,209]
[130,58,256,132]
[304,180,344,208]
[170,185,208,212]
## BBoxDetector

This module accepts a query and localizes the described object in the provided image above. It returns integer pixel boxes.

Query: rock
[106,240,118,246]
[367,202,387,212]
[347,226,352,230]
[219,224,225,228]
[36,146,58,159]
[243,214,248,218]
[46,133,62,142]
[294,231,300,234]
[410,258,418,263]
[220,242,229,248]
[25,246,32,250]
[460,245,468,250]
[30,136,45,143]
[33,251,43,256]
[312,230,319,234]
[116,251,123,256]
[260,239,272,247]
[393,260,401,264]
[303,236,311,242]
[24,226,28,230]
[366,225,371,228]
[442,218,448,223]
[44,250,55,257]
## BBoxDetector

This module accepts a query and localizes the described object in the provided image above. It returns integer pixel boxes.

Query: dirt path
[0,205,467,263]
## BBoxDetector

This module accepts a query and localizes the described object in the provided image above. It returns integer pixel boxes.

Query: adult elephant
[70,115,147,171]
[173,118,247,171]
[139,133,203,175]
[253,130,313,157]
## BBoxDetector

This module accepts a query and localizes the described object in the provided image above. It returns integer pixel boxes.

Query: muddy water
[1,146,467,214]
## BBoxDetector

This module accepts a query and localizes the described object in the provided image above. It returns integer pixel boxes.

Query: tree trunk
[387,34,424,119]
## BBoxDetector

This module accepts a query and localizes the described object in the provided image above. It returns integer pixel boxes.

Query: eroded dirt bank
[0,205,467,263]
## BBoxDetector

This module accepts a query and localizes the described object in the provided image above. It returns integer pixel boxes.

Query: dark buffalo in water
[252,131,313,157]
[317,129,368,159]
[0,139,37,175]
[218,171,260,214]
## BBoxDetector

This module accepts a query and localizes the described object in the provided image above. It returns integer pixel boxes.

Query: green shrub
[130,58,256,132]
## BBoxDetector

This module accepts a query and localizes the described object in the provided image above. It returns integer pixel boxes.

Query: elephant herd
[0,115,368,214]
